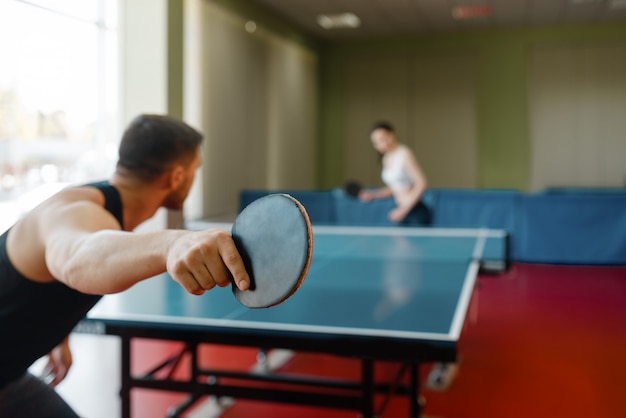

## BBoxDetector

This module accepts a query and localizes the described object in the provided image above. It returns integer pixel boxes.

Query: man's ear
[168,165,185,190]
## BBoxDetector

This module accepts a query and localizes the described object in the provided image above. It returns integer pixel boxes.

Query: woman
[358,121,430,224]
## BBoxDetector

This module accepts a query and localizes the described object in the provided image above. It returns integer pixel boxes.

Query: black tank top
[0,181,123,388]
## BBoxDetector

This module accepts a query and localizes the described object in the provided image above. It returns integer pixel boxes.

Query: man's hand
[41,337,72,387]
[166,229,251,295]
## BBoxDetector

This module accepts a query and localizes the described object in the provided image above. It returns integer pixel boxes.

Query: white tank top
[381,145,412,191]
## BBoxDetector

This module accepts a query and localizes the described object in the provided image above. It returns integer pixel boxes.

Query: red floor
[129,263,626,418]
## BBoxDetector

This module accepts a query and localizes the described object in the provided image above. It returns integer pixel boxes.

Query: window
[0,0,118,232]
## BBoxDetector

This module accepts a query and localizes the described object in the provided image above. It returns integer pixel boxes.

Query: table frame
[85,318,460,418]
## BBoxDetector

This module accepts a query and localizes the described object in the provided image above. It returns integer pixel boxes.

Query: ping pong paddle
[231,194,313,308]
[344,180,362,198]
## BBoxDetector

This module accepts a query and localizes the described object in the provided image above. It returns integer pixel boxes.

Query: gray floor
[30,333,121,418]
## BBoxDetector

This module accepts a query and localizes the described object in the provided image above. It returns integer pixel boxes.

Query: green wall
[168,3,626,191]
[317,22,626,190]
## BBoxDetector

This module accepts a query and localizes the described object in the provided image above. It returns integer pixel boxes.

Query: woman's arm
[359,186,393,201]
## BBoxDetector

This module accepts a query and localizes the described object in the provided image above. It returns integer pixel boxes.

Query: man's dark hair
[371,121,395,134]
[116,114,203,181]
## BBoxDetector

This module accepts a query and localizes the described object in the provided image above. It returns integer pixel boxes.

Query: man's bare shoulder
[44,184,107,205]
[7,184,120,281]
[12,184,122,242]
[37,185,121,230]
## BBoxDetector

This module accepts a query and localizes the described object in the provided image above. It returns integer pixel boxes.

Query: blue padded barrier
[239,188,626,265]
[430,189,521,259]
[518,194,626,265]
[240,190,336,225]
[330,188,436,226]
[239,190,271,211]
[430,189,519,230]
[331,188,395,226]
[541,187,626,196]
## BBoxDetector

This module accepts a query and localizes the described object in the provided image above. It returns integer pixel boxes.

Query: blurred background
[1,0,625,230]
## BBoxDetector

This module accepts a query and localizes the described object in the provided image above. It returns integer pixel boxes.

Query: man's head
[116,114,203,209]
[117,115,203,180]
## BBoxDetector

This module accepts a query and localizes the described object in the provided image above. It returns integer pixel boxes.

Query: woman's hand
[359,187,393,202]
[358,189,376,201]
[388,206,409,223]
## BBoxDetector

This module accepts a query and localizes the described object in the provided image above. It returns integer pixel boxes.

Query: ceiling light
[245,21,257,33]
[452,5,492,20]
[317,13,361,30]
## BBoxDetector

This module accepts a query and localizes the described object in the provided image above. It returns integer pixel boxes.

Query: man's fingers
[218,236,250,291]
[191,236,236,289]
[169,258,200,294]
[42,345,72,387]
[171,254,233,294]
[168,229,251,295]
[40,363,56,385]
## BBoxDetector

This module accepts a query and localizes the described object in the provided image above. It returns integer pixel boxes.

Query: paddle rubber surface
[231,194,313,308]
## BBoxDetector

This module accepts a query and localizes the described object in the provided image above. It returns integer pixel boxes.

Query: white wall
[184,0,318,220]
[120,0,168,124]
[120,0,169,231]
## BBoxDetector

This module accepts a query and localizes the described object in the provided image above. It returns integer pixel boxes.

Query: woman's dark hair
[370,121,396,162]
[371,121,395,134]
[116,114,203,181]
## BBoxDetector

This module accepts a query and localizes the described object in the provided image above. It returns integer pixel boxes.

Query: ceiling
[248,0,626,41]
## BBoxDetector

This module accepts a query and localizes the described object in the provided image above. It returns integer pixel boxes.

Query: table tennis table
[80,225,508,418]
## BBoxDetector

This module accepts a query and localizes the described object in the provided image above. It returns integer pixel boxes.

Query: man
[0,114,251,417]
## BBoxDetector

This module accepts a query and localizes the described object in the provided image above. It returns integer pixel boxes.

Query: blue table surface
[88,227,503,343]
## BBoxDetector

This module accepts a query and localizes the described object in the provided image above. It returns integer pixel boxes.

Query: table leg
[362,359,374,418]
[120,336,131,418]
[410,364,421,418]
